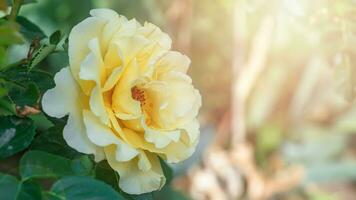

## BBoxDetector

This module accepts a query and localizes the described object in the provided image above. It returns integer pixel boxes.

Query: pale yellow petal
[105,145,165,194]
[68,17,106,95]
[83,110,138,161]
[142,117,181,149]
[42,67,99,156]
[102,66,124,91]
[112,59,141,118]
[89,85,109,125]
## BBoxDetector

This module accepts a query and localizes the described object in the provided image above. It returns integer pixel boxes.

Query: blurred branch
[8,0,23,21]
[166,0,192,54]
[231,14,275,146]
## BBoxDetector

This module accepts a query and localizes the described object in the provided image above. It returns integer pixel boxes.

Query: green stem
[8,0,23,21]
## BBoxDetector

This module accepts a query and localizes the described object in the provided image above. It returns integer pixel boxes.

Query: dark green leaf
[131,193,154,200]
[0,173,43,200]
[4,67,54,93]
[71,155,94,176]
[31,123,82,159]
[62,37,68,52]
[94,160,120,191]
[50,176,126,200]
[159,158,173,185]
[19,150,93,180]
[17,180,43,200]
[28,44,56,70]
[153,186,190,200]
[0,97,16,116]
[16,16,45,41]
[0,172,20,200]
[43,192,62,200]
[49,30,61,45]
[8,82,39,107]
[0,116,36,159]
[0,46,5,66]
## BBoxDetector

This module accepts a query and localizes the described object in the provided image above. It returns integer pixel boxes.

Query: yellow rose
[42,8,201,194]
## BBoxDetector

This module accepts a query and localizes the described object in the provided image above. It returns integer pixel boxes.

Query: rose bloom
[42,9,201,194]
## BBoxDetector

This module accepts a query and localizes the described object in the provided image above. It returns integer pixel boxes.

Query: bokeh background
[9,0,356,199]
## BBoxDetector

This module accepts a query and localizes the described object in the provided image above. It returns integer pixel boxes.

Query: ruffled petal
[83,110,138,161]
[68,17,106,95]
[105,145,165,194]
[42,67,100,156]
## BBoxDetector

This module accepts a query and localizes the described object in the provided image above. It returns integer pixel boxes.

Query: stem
[8,0,23,21]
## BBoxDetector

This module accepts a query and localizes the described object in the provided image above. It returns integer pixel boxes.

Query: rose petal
[105,145,165,194]
[42,67,100,157]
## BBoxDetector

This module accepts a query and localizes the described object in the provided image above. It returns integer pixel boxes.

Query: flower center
[131,86,145,104]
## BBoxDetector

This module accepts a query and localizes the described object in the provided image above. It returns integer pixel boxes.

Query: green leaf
[28,44,56,70]
[16,16,45,41]
[159,158,173,185]
[4,67,54,93]
[30,123,82,159]
[19,150,93,180]
[71,155,94,176]
[94,160,120,191]
[62,37,68,52]
[8,82,40,107]
[17,180,43,200]
[153,186,190,200]
[0,46,5,65]
[49,30,61,45]
[0,116,36,159]
[50,176,126,200]
[0,173,43,200]
[43,192,62,200]
[131,193,154,200]
[0,20,24,45]
[0,173,19,200]
[0,97,16,116]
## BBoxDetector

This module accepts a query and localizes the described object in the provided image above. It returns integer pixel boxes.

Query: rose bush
[42,8,201,194]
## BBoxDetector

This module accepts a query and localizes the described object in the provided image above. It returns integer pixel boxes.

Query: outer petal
[153,51,191,79]
[105,145,165,194]
[79,38,109,125]
[42,67,99,156]
[83,110,139,162]
[68,16,107,95]
[141,117,181,149]
[122,128,197,163]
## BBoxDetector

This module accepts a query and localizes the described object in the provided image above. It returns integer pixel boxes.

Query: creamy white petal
[42,67,75,118]
[105,145,165,194]
[89,85,109,125]
[142,118,181,149]
[137,150,152,171]
[115,141,139,162]
[83,110,118,146]
[181,119,200,145]
[42,67,98,155]
[82,109,138,162]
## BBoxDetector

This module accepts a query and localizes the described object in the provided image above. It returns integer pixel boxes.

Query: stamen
[131,86,145,103]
